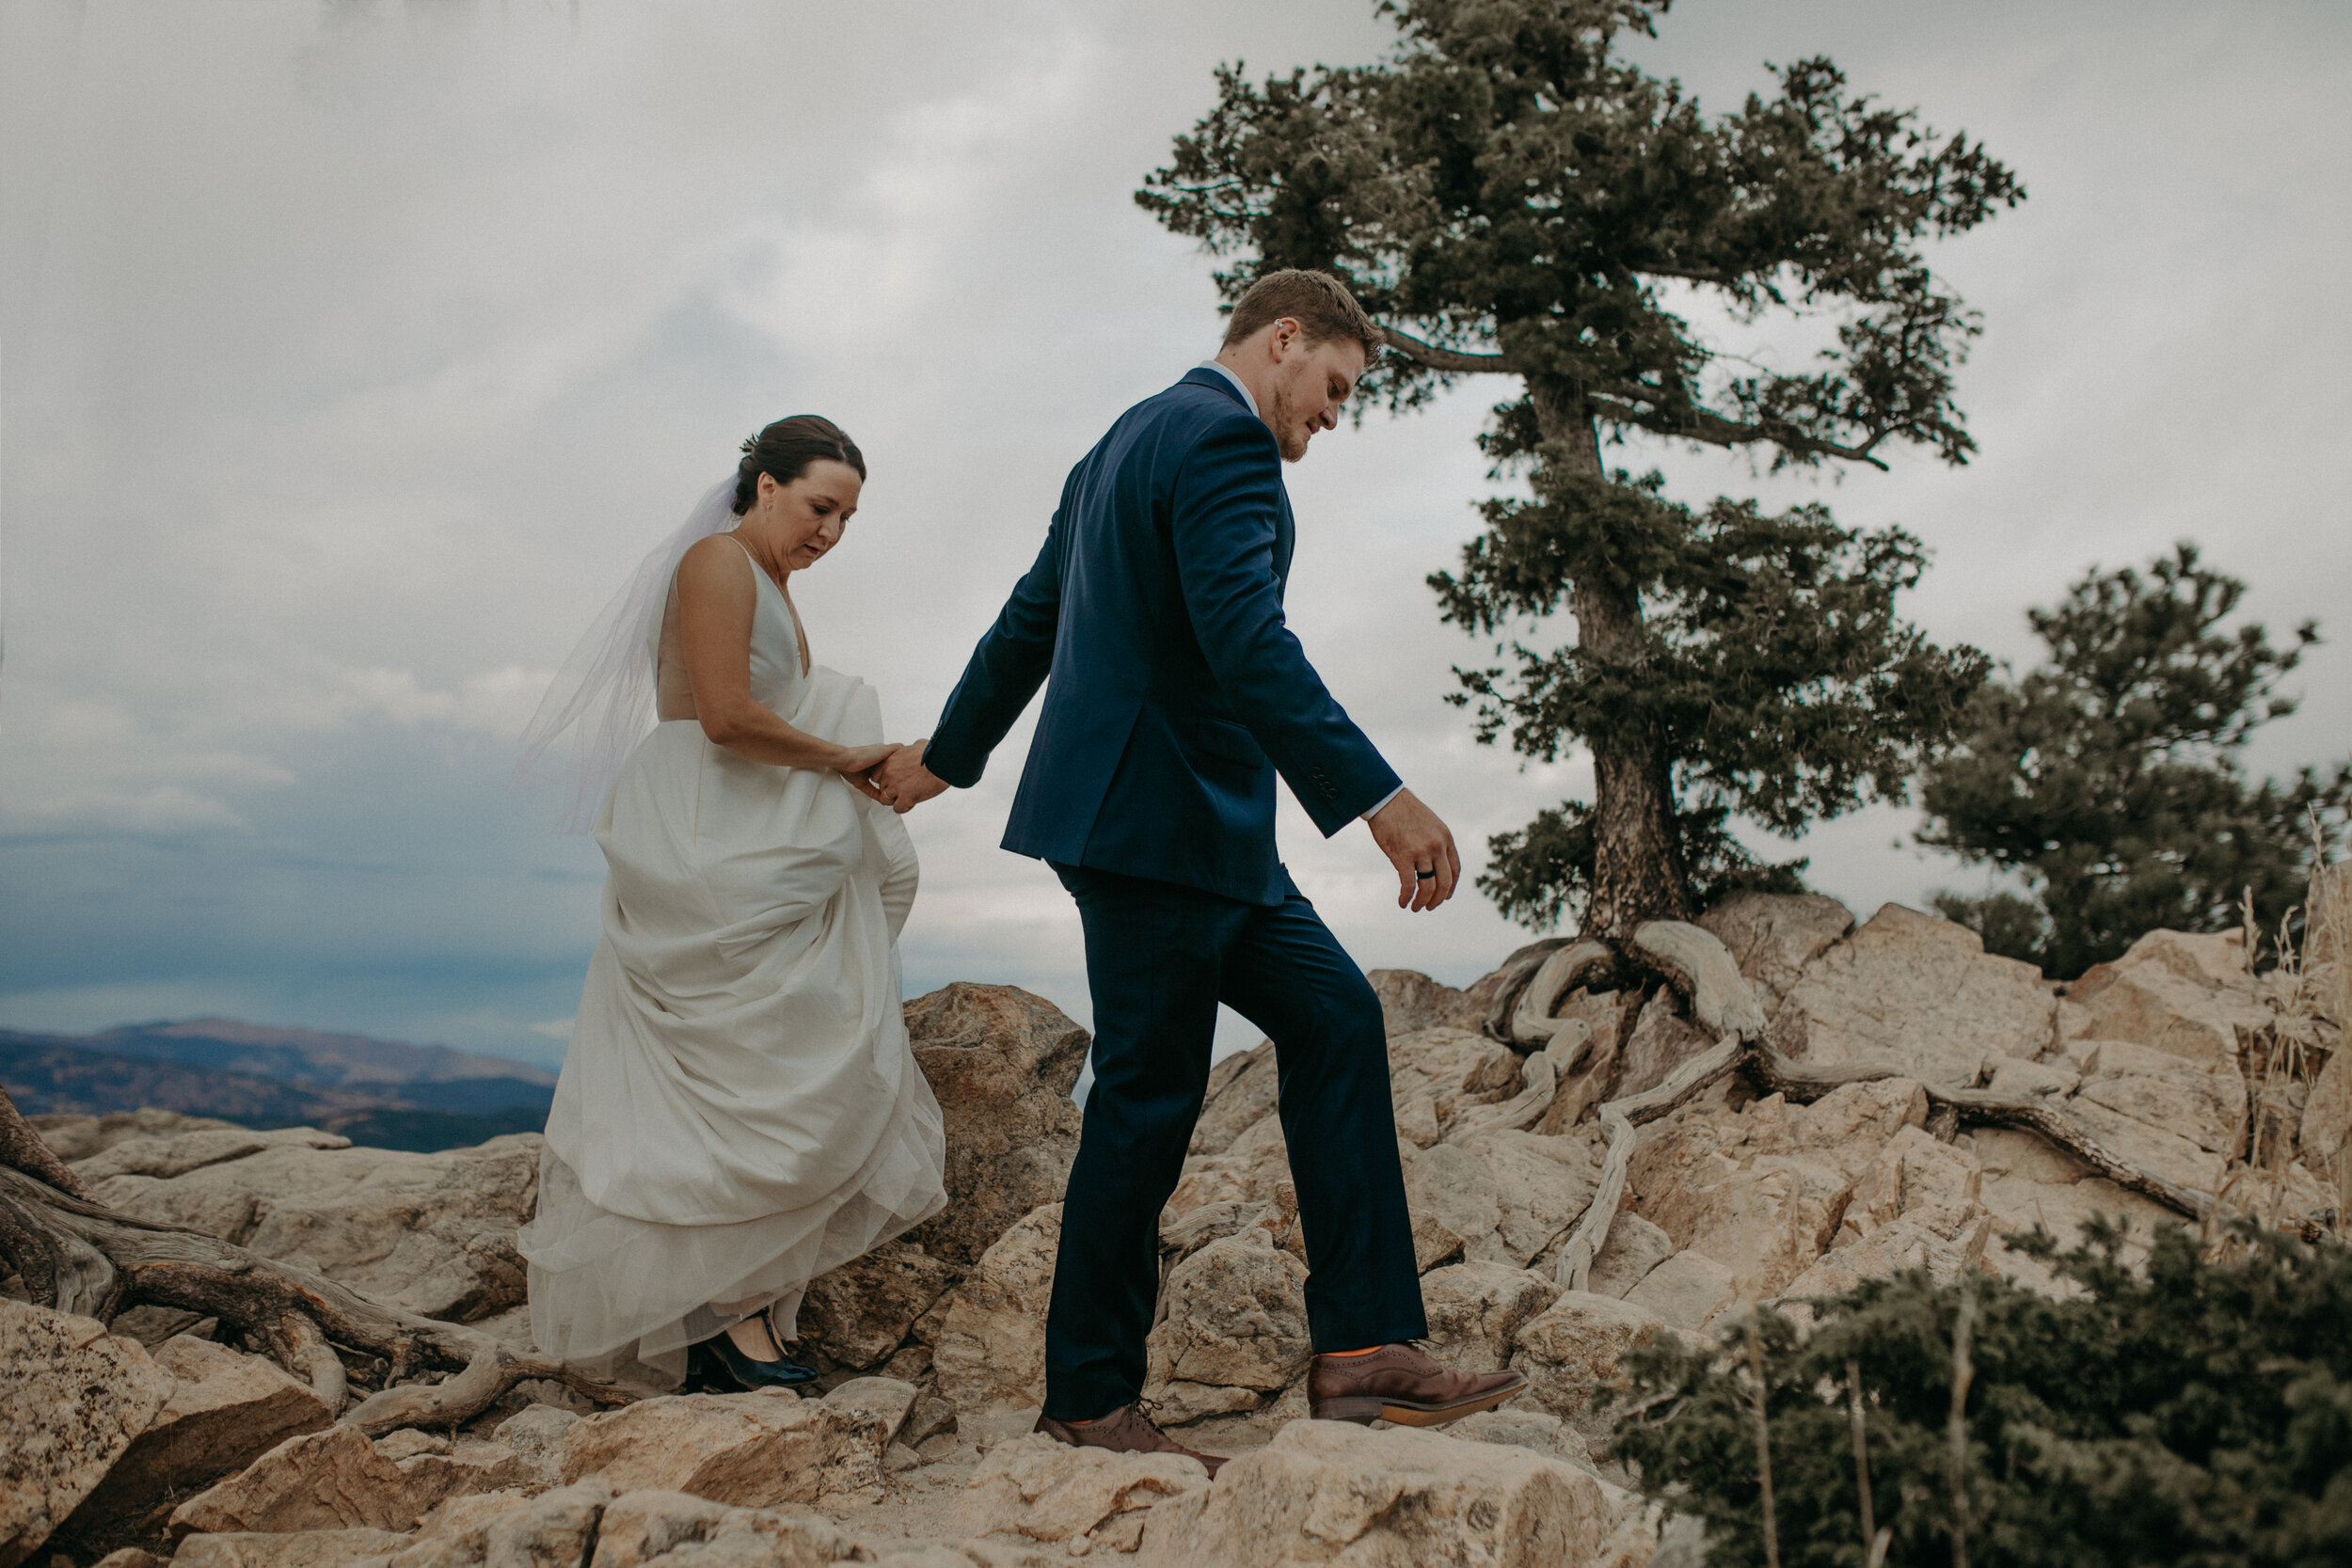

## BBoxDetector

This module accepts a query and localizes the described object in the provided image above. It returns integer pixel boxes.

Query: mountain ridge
[0,1019,557,1153]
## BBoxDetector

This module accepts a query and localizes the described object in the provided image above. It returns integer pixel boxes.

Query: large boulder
[789,1242,961,1370]
[901,983,1088,1267]
[1191,1041,1279,1157]
[1366,969,1485,1036]
[1386,1027,1528,1148]
[1136,1419,1613,1568]
[2060,929,2271,1070]
[555,1390,885,1508]
[1698,892,1856,1012]
[1962,1127,2175,1291]
[59,1335,333,1550]
[1403,1127,1604,1271]
[1768,903,2058,1086]
[930,1202,1060,1416]
[1586,1213,1675,1300]
[83,1133,541,1323]
[167,1426,417,1539]
[1624,1078,1940,1302]
[1509,1291,1684,1441]
[587,1489,864,1568]
[1608,990,1717,1103]
[382,1482,608,1568]
[949,1433,1208,1551]
[1419,1260,1563,1372]
[2074,1039,2247,1158]
[1141,1227,1311,1426]
[0,1301,173,1568]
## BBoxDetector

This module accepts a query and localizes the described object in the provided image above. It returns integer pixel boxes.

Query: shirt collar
[1194,359,1261,419]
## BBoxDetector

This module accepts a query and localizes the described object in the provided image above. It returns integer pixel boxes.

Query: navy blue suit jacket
[924,369,1402,905]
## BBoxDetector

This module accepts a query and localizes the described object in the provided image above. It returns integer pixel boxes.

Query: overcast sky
[4,0,2346,1070]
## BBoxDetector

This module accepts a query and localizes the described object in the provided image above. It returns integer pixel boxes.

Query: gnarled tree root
[0,1091,636,1434]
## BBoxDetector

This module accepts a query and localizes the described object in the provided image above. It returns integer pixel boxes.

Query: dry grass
[2230,813,2349,1237]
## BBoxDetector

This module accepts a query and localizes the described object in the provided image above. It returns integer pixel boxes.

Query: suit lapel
[1178,366,1295,590]
[1274,484,1295,591]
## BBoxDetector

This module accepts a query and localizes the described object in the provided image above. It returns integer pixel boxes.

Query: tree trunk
[1534,385,1692,942]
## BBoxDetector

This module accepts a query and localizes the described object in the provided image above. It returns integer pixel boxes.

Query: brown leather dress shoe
[1308,1343,1527,1427]
[1033,1403,1228,1479]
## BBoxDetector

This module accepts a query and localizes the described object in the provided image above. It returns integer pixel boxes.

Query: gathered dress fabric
[521,546,946,1382]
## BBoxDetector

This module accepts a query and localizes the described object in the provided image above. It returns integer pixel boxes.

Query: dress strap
[727,534,809,677]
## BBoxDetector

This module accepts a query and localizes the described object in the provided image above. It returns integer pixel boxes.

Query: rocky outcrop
[1768,902,2058,1086]
[167,1427,419,1539]
[1366,968,1486,1036]
[1625,1078,1942,1310]
[79,1132,540,1323]
[23,895,2342,1568]
[60,1334,333,1550]
[901,983,1088,1269]
[0,1301,174,1568]
[1142,1227,1311,1425]
[949,1434,1207,1551]
[2061,929,2272,1070]
[1136,1419,1616,1567]
[1509,1291,1687,1442]
[790,1242,961,1371]
[586,1489,864,1568]
[555,1390,887,1507]
[929,1202,1060,1416]
[1698,892,1855,1012]
[31,1108,241,1163]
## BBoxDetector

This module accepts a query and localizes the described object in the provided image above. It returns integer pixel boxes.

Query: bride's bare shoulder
[676,532,755,590]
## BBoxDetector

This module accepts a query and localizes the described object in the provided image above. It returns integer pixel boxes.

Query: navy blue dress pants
[1041,863,1427,1421]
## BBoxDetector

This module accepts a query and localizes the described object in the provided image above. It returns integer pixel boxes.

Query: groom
[878,270,1523,1468]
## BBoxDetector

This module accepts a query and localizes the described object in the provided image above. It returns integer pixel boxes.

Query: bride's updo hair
[734,415,866,515]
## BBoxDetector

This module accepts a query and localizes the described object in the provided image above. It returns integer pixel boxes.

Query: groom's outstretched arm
[1173,416,1401,837]
[920,509,1067,789]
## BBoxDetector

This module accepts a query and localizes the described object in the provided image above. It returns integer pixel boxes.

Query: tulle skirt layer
[518,669,946,1384]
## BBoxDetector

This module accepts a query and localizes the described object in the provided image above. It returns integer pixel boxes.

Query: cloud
[1,0,2344,1064]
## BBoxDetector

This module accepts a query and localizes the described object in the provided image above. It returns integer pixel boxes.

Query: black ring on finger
[1415,868,1437,879]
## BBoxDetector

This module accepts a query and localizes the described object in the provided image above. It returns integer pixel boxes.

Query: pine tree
[1139,0,2011,941]
[1921,544,2352,977]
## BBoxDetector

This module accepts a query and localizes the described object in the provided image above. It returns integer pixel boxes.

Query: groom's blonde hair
[1221,269,1383,363]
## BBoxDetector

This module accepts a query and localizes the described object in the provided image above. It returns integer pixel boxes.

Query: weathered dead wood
[1508,940,1619,1049]
[1553,1035,1749,1290]
[1632,920,1769,1040]
[0,1087,635,1433]
[1482,939,1573,1043]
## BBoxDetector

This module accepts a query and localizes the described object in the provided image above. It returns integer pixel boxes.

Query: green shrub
[1611,1222,2352,1567]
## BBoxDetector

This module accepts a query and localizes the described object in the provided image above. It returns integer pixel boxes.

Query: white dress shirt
[1195,360,1406,826]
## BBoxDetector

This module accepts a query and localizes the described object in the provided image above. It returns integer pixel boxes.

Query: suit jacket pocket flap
[1194,717,1269,769]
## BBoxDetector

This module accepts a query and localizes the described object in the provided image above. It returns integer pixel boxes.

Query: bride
[516,416,946,1389]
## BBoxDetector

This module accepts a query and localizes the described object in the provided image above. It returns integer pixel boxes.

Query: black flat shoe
[691,1323,820,1392]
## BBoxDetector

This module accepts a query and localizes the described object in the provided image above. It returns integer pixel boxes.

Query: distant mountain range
[0,1018,558,1153]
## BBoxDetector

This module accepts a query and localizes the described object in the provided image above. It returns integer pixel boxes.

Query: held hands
[1367,788,1461,912]
[867,739,950,815]
[833,743,901,805]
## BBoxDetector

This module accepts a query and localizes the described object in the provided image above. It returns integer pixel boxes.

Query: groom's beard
[1264,382,1312,463]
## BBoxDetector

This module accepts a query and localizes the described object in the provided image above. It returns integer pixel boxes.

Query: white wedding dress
[519,542,946,1380]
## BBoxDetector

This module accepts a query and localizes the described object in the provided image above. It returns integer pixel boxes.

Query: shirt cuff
[1360,784,1406,823]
